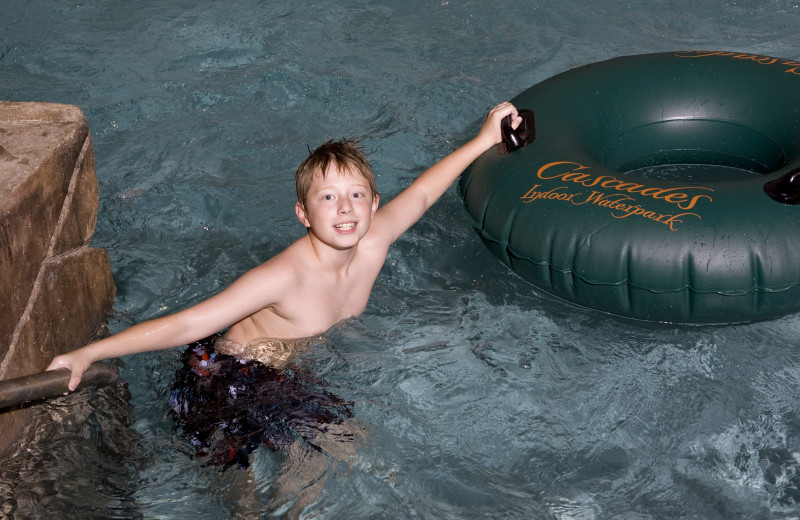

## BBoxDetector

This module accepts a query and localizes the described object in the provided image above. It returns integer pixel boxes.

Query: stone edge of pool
[0,101,116,458]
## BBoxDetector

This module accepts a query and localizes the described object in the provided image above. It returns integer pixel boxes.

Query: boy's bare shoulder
[261,237,309,272]
[251,238,308,279]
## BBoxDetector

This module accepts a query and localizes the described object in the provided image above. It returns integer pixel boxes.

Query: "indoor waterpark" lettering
[520,185,699,231]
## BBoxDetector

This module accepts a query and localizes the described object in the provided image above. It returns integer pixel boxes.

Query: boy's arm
[372,102,520,243]
[46,257,295,391]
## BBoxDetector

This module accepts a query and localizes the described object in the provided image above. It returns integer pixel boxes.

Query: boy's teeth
[336,223,355,230]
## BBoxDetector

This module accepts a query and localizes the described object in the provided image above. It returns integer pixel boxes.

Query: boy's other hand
[479,102,520,148]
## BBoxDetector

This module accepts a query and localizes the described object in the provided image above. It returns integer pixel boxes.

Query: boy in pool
[47,102,520,517]
[47,101,520,387]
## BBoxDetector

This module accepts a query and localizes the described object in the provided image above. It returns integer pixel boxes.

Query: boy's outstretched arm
[372,102,520,243]
[46,259,295,391]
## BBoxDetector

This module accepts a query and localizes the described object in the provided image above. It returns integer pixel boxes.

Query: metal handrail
[0,362,119,410]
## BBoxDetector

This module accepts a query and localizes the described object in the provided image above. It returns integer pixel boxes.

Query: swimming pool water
[3,0,800,518]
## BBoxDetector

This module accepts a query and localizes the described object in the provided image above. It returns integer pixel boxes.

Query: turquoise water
[3,0,800,518]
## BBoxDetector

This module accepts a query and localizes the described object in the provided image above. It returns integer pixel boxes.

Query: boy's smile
[295,165,379,250]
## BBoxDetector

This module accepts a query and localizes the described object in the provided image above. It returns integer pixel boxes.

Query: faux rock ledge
[0,101,116,457]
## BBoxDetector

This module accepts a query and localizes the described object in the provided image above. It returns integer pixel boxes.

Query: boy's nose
[338,199,353,213]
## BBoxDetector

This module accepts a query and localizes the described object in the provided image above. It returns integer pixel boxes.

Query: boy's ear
[295,201,311,228]
[371,193,380,215]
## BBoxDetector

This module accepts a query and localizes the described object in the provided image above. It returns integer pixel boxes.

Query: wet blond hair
[295,139,378,208]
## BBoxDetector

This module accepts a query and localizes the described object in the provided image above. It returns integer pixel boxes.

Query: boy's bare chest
[305,271,374,316]
[269,262,379,335]
[244,278,371,339]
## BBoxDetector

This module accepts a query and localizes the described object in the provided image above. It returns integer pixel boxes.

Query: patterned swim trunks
[169,334,353,469]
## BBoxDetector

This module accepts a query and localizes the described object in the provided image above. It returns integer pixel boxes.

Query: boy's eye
[322,194,334,200]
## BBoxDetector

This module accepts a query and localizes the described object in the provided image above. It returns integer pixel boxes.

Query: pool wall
[0,102,116,457]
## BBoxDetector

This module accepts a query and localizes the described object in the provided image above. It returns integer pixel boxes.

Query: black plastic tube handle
[0,362,119,409]
[764,167,800,204]
[501,114,524,152]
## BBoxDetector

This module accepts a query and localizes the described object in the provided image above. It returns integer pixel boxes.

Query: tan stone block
[0,102,94,357]
[48,133,99,256]
[0,245,115,459]
[1,247,116,381]
[0,102,116,460]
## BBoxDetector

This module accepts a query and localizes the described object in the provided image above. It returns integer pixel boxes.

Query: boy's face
[295,165,379,250]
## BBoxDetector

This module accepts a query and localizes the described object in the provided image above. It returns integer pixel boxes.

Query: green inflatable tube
[460,51,800,324]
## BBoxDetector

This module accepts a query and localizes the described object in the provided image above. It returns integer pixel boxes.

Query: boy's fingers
[494,103,519,124]
[68,373,82,392]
